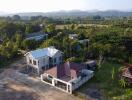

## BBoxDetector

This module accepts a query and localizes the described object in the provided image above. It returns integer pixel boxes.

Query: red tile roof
[124,63,132,68]
[122,63,132,80]
[45,62,86,79]
[122,68,132,78]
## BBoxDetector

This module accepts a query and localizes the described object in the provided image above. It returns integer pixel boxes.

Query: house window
[33,60,37,65]
[46,65,49,68]
[59,56,62,62]
[38,61,39,65]
[59,56,62,61]
[68,85,71,93]
[29,59,32,64]
[42,66,45,70]
[54,58,56,63]
[43,58,45,62]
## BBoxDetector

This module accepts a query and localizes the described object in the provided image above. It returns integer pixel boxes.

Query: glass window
[29,59,32,64]
[54,58,56,63]
[33,60,37,65]
[38,61,39,65]
[42,66,45,70]
[59,56,62,61]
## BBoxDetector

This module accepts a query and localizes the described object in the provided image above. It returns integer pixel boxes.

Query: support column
[52,78,55,86]
[66,84,69,93]
[70,84,72,94]
[40,74,43,81]
[67,84,72,94]
[37,68,40,76]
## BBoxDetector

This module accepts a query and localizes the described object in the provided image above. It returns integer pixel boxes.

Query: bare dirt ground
[83,84,105,100]
[0,58,81,100]
[0,58,105,100]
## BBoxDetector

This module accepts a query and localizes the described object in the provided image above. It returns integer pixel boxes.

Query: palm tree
[119,78,128,88]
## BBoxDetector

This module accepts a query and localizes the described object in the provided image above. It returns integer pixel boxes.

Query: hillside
[2,10,132,17]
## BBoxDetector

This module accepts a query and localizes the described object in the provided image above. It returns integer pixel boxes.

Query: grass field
[76,61,132,100]
[56,24,109,29]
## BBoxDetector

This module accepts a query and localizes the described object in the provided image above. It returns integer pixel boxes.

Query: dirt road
[0,58,81,100]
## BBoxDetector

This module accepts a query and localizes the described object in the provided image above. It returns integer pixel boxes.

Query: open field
[56,24,109,29]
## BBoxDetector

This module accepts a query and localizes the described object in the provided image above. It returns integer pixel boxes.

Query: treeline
[0,16,132,67]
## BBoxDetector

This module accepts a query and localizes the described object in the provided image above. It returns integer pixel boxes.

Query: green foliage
[0,40,19,59]
[0,22,25,38]
[89,43,112,59]
[14,33,23,48]
[22,39,38,50]
[25,24,41,33]
[111,67,115,80]
[66,57,83,63]
[119,78,128,88]
[45,24,56,33]
[78,61,132,99]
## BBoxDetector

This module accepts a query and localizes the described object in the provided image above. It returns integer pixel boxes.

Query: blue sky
[0,0,132,13]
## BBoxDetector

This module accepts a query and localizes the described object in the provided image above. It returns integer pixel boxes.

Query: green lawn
[76,61,132,100]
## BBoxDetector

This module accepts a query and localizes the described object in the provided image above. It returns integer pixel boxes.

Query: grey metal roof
[26,47,61,59]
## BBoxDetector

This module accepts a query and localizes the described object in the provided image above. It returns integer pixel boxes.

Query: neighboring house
[78,39,90,47]
[25,32,48,41]
[84,60,97,71]
[122,63,132,83]
[25,46,63,74]
[69,34,78,40]
[41,62,94,94]
[69,34,90,49]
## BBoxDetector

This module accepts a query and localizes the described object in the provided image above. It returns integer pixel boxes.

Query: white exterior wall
[53,52,62,65]
[41,74,72,94]
[38,56,49,69]
[41,70,94,94]
[26,54,38,69]
[25,50,63,74]
[72,70,94,90]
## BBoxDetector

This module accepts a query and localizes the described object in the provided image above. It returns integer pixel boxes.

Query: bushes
[66,57,84,63]
[22,39,39,50]
[0,56,10,68]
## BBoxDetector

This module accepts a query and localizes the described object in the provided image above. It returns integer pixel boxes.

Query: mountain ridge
[1,10,132,17]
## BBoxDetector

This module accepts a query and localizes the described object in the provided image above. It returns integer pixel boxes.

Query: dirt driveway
[0,58,81,100]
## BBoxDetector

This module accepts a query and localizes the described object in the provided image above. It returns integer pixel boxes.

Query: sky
[0,0,132,13]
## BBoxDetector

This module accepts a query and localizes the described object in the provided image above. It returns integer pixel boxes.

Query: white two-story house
[25,46,63,74]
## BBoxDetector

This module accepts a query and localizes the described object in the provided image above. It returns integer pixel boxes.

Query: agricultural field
[56,24,109,29]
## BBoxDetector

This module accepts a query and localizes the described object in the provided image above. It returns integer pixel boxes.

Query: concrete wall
[41,70,94,94]
[72,70,94,90]
[41,74,72,94]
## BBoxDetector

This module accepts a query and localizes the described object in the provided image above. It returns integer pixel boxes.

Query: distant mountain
[0,12,8,16]
[2,10,132,17]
